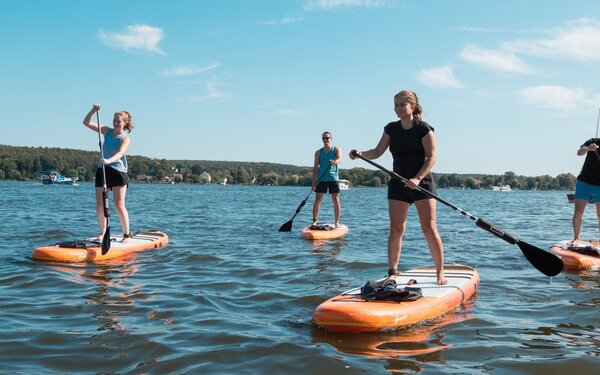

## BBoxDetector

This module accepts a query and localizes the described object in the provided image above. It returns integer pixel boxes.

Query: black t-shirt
[384,119,433,179]
[577,138,600,186]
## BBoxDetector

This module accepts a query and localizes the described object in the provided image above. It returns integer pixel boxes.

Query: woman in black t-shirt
[350,90,447,285]
[569,138,600,246]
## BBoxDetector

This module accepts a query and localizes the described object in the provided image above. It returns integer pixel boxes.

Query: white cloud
[459,44,531,73]
[416,65,464,89]
[518,85,589,114]
[304,0,392,11]
[255,100,285,109]
[161,63,220,77]
[260,15,305,26]
[275,109,304,115]
[504,18,600,62]
[98,24,165,55]
[179,81,232,102]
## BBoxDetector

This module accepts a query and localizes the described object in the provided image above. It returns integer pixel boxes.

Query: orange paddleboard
[313,264,478,333]
[32,230,169,263]
[550,240,600,270]
[301,223,348,240]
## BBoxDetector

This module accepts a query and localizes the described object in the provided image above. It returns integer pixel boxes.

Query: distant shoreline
[0,144,578,190]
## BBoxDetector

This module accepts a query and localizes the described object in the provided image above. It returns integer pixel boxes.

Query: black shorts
[387,178,436,204]
[95,167,129,189]
[315,181,340,194]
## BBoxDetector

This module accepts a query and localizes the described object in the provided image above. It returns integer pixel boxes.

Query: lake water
[0,180,598,374]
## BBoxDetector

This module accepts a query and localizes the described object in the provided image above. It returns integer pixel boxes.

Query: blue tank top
[318,146,339,182]
[98,128,128,173]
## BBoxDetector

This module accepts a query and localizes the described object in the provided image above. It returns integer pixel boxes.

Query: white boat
[40,170,78,186]
[339,179,350,190]
[491,185,512,192]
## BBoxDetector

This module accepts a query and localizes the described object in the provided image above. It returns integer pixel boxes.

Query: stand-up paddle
[279,164,332,232]
[351,151,564,276]
[96,110,111,255]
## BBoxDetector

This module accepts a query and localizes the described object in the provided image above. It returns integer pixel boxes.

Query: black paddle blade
[278,220,293,232]
[101,227,111,255]
[517,240,563,276]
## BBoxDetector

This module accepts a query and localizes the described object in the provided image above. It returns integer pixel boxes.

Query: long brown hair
[394,90,423,120]
[117,110,134,133]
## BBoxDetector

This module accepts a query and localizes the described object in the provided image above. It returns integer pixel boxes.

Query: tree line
[0,144,577,190]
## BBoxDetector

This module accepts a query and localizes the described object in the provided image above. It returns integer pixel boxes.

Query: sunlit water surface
[0,181,598,374]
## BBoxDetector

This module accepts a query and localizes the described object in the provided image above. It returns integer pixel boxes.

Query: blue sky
[2,0,600,176]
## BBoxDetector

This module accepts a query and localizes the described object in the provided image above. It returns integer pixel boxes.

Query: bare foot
[567,239,580,247]
[437,274,448,285]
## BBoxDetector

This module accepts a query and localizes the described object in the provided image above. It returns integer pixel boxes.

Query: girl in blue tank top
[83,104,134,242]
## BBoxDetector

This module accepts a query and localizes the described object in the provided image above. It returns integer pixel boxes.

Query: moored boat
[339,179,350,190]
[40,170,78,185]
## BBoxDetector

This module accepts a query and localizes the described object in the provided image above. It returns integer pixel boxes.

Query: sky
[2,0,600,176]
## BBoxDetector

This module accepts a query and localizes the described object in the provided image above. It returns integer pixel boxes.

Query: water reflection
[562,269,600,290]
[307,239,347,273]
[45,258,140,332]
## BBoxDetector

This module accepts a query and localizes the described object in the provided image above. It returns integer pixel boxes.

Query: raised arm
[82,104,107,134]
[577,142,599,156]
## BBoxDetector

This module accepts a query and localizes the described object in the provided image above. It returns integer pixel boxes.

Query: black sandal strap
[388,268,400,276]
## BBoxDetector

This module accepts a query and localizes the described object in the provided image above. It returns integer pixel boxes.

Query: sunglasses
[322,137,331,140]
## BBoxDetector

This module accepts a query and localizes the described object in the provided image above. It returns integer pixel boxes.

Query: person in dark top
[349,90,447,285]
[569,138,600,246]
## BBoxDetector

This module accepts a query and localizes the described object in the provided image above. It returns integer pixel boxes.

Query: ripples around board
[0,180,598,374]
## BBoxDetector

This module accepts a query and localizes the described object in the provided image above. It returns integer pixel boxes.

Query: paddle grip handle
[102,190,110,218]
[475,219,517,245]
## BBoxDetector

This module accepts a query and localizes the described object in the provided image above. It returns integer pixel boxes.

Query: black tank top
[578,138,600,186]
[384,119,433,180]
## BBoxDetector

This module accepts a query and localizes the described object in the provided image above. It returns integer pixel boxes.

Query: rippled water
[0,180,598,374]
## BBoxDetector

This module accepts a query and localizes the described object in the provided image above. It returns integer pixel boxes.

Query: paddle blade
[278,220,293,232]
[517,240,563,276]
[101,226,111,255]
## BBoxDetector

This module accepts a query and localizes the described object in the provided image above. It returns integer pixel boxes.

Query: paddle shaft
[354,153,518,244]
[594,109,600,162]
[96,111,111,254]
[596,108,600,138]
[96,112,110,219]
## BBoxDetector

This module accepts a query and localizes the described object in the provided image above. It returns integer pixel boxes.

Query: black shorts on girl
[316,181,340,194]
[95,167,129,189]
[387,178,436,204]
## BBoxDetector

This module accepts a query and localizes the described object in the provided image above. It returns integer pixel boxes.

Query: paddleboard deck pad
[550,240,600,270]
[32,230,169,263]
[313,264,479,333]
[301,223,348,240]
